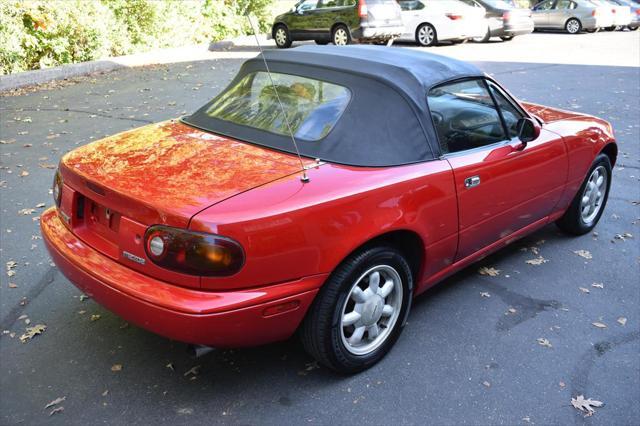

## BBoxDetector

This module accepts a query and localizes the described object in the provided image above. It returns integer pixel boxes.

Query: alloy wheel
[340,265,403,356]
[580,165,607,224]
[566,19,580,34]
[418,25,435,46]
[275,28,287,47]
[334,28,349,45]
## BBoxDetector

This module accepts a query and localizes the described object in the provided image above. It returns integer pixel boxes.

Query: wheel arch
[565,17,582,30]
[330,21,352,37]
[333,229,425,288]
[272,22,288,37]
[600,142,618,167]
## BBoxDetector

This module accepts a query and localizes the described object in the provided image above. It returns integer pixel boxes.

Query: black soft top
[184,45,484,167]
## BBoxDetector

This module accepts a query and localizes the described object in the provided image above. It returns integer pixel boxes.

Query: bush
[0,0,275,75]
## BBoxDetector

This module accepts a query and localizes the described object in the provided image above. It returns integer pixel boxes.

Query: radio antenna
[246,14,309,183]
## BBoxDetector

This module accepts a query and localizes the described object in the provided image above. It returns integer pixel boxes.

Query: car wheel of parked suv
[416,23,437,47]
[273,24,292,49]
[332,25,351,46]
[300,246,413,374]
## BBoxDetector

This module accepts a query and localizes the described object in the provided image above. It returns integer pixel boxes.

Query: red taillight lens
[592,9,597,16]
[446,13,463,20]
[358,0,368,18]
[52,169,62,208]
[503,11,511,20]
[636,9,640,15]
[144,225,244,276]
[612,8,616,13]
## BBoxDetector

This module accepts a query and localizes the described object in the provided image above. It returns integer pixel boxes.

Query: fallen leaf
[184,365,201,377]
[44,396,66,409]
[166,363,175,371]
[579,287,590,294]
[49,407,64,416]
[102,390,109,396]
[19,170,29,177]
[537,338,552,348]
[591,283,604,289]
[79,295,90,301]
[507,308,517,314]
[38,163,57,169]
[526,256,548,265]
[592,322,607,329]
[90,314,101,322]
[18,208,36,215]
[480,292,491,298]
[19,324,46,343]
[8,283,17,288]
[482,381,491,388]
[574,250,592,260]
[111,364,122,372]
[571,395,603,416]
[478,267,500,277]
[617,317,627,326]
[559,381,566,388]
[36,203,46,208]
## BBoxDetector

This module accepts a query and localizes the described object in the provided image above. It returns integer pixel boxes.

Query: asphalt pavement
[1,31,639,425]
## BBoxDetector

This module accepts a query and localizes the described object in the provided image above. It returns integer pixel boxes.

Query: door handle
[464,176,481,188]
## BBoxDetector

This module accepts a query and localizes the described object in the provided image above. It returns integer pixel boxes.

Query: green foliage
[0,0,275,75]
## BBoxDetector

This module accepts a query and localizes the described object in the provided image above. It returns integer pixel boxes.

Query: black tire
[315,39,329,45]
[585,28,598,33]
[332,24,351,46]
[556,153,612,235]
[416,23,437,46]
[451,38,468,44]
[565,18,582,34]
[273,24,292,48]
[604,26,616,31]
[473,27,491,43]
[629,26,639,31]
[500,35,515,41]
[300,246,413,374]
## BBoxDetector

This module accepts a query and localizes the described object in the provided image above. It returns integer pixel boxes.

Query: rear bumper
[41,208,324,347]
[355,25,404,40]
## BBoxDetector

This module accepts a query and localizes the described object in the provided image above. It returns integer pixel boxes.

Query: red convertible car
[41,46,616,373]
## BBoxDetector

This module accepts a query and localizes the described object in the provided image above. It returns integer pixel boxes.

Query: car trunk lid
[362,0,403,27]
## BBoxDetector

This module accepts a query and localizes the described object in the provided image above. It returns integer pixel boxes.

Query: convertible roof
[184,46,485,167]
[259,45,484,105]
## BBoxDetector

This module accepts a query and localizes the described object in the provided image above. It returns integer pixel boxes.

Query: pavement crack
[0,266,57,333]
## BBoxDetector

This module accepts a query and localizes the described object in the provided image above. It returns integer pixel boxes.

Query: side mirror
[516,117,540,145]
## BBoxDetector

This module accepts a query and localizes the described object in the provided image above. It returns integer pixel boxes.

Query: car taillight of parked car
[592,9,598,16]
[502,11,511,21]
[358,0,368,18]
[144,225,245,276]
[446,13,463,20]
[53,169,62,208]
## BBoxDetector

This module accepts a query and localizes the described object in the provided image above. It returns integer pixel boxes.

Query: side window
[298,0,318,11]
[534,0,555,10]
[427,79,507,154]
[317,0,338,8]
[488,83,524,139]
[399,0,425,10]
[556,0,573,9]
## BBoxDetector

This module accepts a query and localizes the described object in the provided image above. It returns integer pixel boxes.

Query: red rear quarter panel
[523,102,616,213]
[190,161,458,291]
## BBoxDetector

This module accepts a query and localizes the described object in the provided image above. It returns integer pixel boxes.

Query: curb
[1,34,272,92]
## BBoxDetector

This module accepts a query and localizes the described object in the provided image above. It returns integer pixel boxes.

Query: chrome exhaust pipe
[187,344,215,358]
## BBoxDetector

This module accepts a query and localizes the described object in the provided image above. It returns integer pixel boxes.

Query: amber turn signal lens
[52,169,63,208]
[144,225,244,276]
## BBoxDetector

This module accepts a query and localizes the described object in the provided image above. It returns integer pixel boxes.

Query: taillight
[503,11,511,21]
[592,9,597,16]
[446,13,463,20]
[636,9,640,15]
[358,0,367,18]
[144,225,244,276]
[612,8,616,13]
[52,169,62,208]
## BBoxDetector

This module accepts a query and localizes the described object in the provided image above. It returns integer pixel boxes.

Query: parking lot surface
[1,30,639,425]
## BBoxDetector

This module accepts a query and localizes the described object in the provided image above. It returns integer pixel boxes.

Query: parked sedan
[609,0,640,29]
[271,0,404,48]
[42,46,617,373]
[532,0,613,33]
[397,0,488,46]
[459,0,534,41]
[592,0,633,29]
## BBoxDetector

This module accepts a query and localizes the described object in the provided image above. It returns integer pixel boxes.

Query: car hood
[522,102,584,123]
[60,120,314,227]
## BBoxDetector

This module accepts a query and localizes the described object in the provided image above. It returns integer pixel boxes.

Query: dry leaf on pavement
[111,364,122,372]
[571,395,603,416]
[574,250,592,259]
[526,256,548,265]
[480,292,491,298]
[579,287,590,294]
[617,317,627,326]
[44,396,66,409]
[478,267,500,276]
[591,283,604,289]
[592,322,607,328]
[49,407,64,416]
[537,338,552,348]
[19,324,46,343]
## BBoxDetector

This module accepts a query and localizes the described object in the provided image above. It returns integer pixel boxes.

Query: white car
[397,0,489,46]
